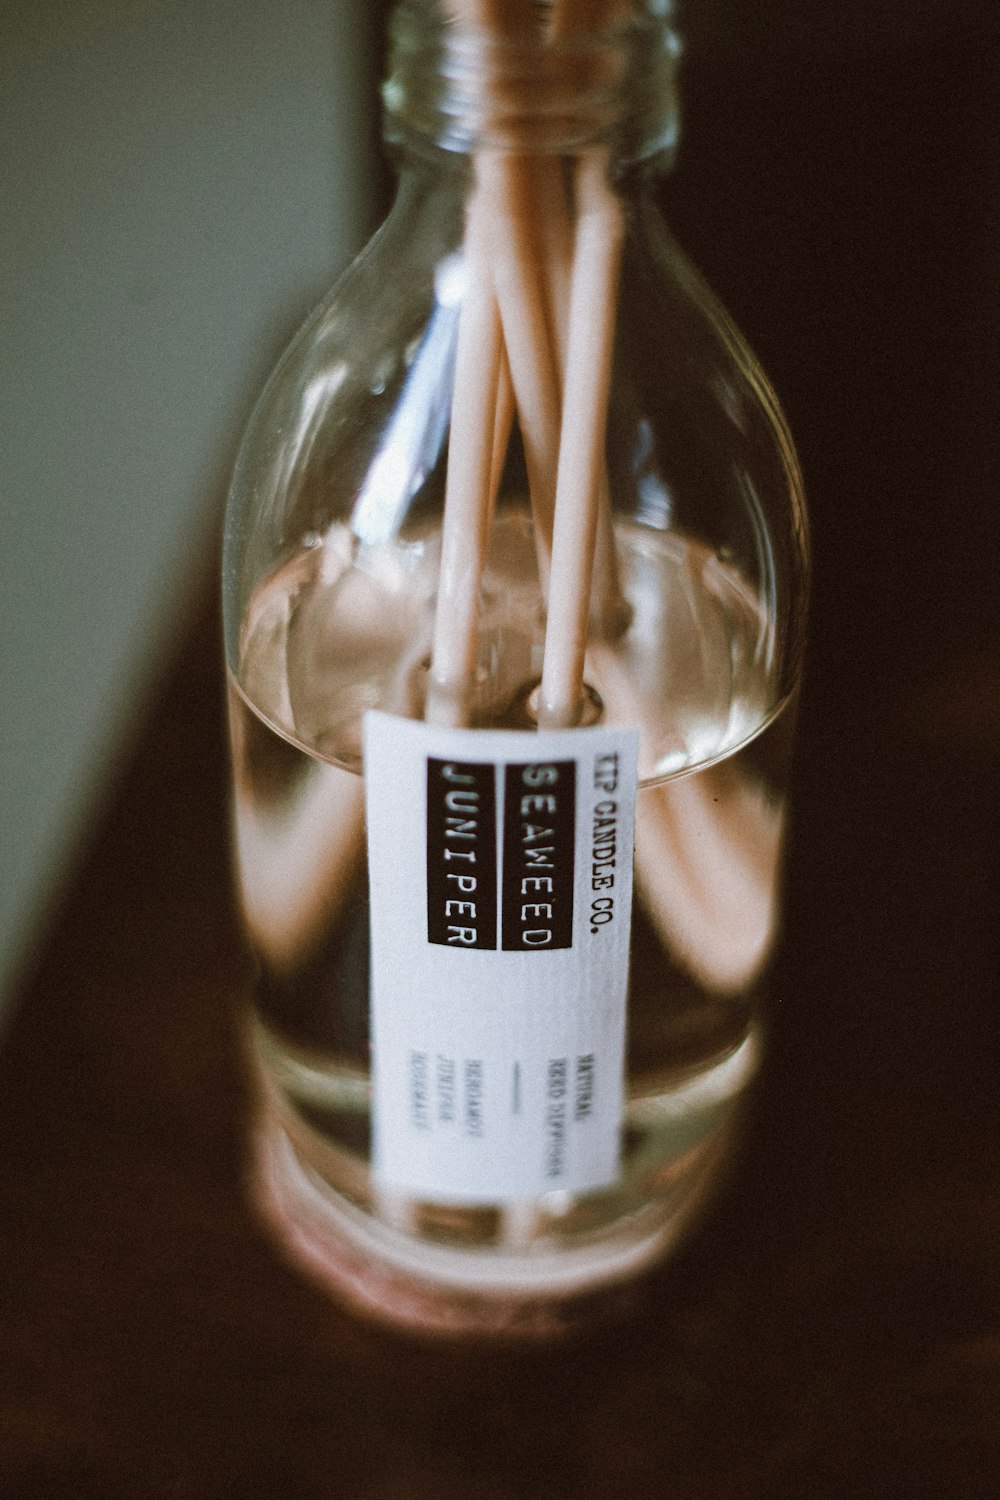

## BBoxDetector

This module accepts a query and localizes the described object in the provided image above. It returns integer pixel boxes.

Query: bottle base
[247,1096,738,1340]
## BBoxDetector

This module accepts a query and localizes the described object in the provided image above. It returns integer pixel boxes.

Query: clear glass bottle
[223,0,808,1336]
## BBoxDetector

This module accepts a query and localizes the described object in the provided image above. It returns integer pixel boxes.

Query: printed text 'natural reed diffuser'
[223,0,809,1337]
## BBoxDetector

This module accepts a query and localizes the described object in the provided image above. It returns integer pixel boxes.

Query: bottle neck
[382,0,681,171]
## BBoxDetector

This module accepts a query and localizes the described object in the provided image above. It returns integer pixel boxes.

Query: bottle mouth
[383,0,681,166]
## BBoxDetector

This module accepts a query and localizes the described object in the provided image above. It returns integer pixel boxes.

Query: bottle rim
[382,0,682,166]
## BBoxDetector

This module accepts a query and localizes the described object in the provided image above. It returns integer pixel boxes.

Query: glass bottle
[223,0,809,1337]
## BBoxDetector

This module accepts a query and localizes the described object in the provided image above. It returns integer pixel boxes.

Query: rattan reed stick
[476,149,562,569]
[427,188,504,726]
[537,145,625,726]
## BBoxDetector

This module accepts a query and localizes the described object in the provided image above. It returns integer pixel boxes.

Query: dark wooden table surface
[2,14,998,1498]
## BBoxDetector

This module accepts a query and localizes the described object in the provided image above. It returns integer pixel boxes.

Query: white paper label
[364,711,638,1203]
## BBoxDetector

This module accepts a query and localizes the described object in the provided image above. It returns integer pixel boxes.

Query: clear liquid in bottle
[230,504,795,1331]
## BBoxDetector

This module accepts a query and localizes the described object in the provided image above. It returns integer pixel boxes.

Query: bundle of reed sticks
[427,0,633,732]
[423,2,784,1004]
[239,0,783,1009]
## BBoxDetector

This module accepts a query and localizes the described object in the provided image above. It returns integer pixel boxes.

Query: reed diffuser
[224,0,809,1336]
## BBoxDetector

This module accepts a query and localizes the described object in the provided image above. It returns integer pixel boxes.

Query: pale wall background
[1,0,377,1018]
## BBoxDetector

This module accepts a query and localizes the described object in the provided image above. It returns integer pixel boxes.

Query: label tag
[364,711,638,1203]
